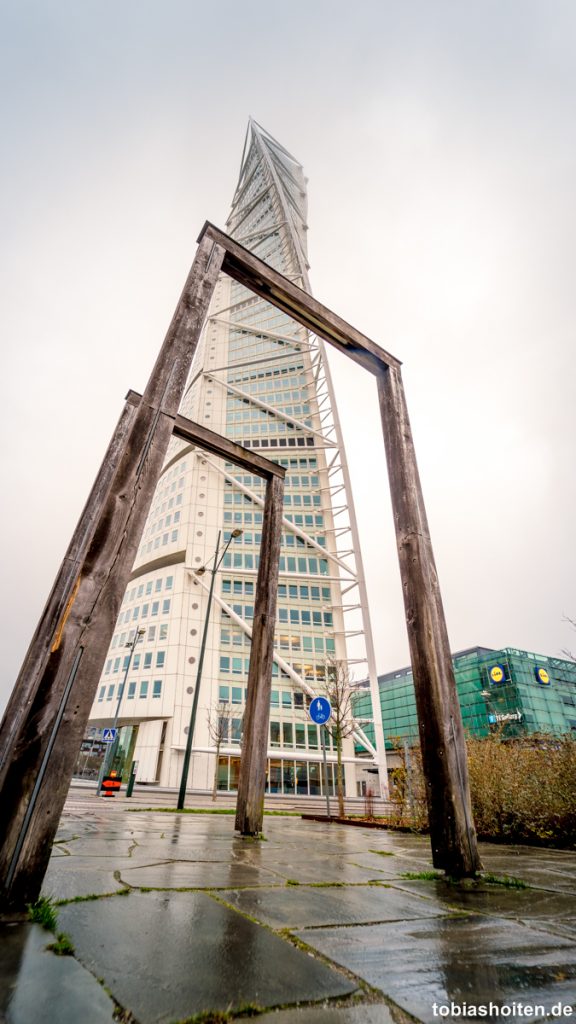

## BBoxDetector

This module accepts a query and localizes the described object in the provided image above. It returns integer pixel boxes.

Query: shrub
[389,732,576,846]
[467,732,576,845]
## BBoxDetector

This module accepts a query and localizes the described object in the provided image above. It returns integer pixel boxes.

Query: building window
[98,686,106,702]
[139,681,149,699]
[156,651,165,668]
[152,680,162,699]
[107,685,115,700]
[127,682,136,699]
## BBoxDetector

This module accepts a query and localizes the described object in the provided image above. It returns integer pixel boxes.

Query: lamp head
[231,528,243,538]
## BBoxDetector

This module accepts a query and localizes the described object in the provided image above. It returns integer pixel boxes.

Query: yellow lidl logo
[490,665,505,684]
[535,666,550,685]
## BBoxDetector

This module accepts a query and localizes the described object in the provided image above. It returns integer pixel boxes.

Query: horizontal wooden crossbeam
[125,390,285,480]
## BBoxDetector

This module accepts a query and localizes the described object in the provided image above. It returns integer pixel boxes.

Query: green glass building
[354,646,576,751]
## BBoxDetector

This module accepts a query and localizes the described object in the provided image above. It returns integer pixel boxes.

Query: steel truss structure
[188,120,387,786]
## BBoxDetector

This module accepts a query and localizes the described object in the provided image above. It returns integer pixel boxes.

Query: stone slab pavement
[1,789,575,1024]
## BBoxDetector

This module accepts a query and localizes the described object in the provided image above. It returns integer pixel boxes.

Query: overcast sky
[1,0,576,715]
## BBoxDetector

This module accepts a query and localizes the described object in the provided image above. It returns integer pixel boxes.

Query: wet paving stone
[42,859,126,901]
[58,891,355,1024]
[249,856,391,885]
[389,880,576,936]
[479,848,576,894]
[119,858,278,888]
[0,921,116,1024]
[294,914,576,1023]
[220,883,446,928]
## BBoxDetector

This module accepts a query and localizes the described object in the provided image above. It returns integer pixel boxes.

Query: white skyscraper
[87,120,386,798]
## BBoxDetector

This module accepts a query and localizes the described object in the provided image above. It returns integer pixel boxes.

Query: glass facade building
[85,121,385,795]
[354,645,576,760]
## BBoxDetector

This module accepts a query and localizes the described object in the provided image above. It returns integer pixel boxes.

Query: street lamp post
[177,528,242,810]
[96,627,145,796]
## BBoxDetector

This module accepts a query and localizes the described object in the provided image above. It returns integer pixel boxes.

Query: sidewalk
[1,789,575,1024]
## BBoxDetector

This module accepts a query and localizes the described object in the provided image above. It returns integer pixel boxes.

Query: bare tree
[323,658,356,817]
[562,615,576,662]
[206,702,238,801]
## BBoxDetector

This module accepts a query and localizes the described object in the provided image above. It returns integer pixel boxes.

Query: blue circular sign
[309,696,332,724]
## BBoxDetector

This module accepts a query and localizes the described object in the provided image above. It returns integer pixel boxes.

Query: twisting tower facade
[87,121,387,797]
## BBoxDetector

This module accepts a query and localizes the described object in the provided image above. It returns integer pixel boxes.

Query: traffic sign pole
[309,697,332,819]
[320,726,331,819]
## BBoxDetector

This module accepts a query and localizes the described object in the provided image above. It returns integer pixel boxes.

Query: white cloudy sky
[1,0,576,715]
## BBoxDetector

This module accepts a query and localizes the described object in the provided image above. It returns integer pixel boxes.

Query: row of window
[226,405,311,423]
[110,622,168,651]
[223,530,325,550]
[219,658,329,682]
[145,510,181,536]
[116,599,171,627]
[220,605,333,630]
[227,421,313,436]
[140,530,180,555]
[243,436,316,449]
[224,510,325,529]
[217,756,338,797]
[226,473,319,491]
[219,685,323,713]
[105,649,166,674]
[219,630,333,657]
[98,679,162,701]
[223,456,318,474]
[220,552,329,575]
[227,364,305,388]
[221,579,331,604]
[278,608,333,626]
[121,576,174,607]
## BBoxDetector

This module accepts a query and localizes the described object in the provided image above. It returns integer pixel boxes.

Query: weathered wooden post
[377,364,482,877]
[0,235,225,909]
[235,474,284,835]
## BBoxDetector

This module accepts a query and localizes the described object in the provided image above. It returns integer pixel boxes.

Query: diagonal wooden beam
[197,222,401,374]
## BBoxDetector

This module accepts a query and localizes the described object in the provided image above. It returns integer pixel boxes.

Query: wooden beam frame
[1,216,481,909]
